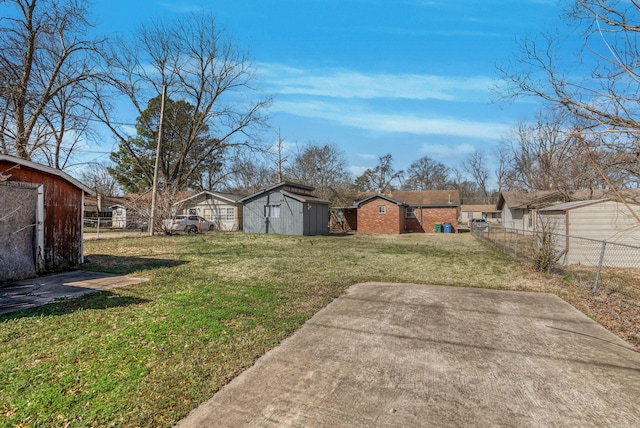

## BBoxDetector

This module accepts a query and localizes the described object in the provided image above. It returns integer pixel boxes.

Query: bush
[533,231,555,272]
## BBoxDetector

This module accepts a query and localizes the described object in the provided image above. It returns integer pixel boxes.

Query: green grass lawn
[1,233,528,427]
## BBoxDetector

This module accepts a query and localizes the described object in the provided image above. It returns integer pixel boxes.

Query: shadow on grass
[82,255,188,275]
[0,290,149,322]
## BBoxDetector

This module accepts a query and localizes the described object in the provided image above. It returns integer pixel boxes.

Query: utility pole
[149,85,166,236]
[277,129,283,182]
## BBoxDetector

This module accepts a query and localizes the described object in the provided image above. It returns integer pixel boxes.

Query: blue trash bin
[443,222,452,233]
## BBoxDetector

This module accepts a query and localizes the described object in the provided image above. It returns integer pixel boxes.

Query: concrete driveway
[177,282,640,427]
[0,271,148,315]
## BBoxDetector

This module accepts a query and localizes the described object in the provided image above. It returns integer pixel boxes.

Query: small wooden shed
[538,199,640,267]
[240,182,329,236]
[110,204,128,228]
[0,154,92,281]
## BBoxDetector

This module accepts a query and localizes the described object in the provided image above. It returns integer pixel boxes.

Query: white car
[164,215,214,233]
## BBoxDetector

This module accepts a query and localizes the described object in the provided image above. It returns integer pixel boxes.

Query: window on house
[220,207,235,221]
[467,212,473,219]
[265,205,280,218]
[406,207,416,218]
[378,205,386,215]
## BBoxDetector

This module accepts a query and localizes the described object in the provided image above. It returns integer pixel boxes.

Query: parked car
[470,218,490,231]
[164,215,214,233]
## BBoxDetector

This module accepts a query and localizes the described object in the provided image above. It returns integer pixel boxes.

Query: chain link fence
[473,227,640,299]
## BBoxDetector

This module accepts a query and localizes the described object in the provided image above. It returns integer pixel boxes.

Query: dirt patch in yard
[560,285,640,348]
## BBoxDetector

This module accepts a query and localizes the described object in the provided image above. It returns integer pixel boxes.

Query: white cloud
[358,153,377,160]
[261,64,494,101]
[271,100,509,140]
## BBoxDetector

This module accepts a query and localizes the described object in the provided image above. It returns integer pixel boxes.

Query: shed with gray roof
[240,182,330,236]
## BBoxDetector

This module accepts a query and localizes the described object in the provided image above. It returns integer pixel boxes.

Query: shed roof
[239,181,320,203]
[0,154,94,195]
[281,190,330,205]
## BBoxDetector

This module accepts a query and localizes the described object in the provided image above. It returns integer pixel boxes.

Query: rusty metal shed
[0,155,93,281]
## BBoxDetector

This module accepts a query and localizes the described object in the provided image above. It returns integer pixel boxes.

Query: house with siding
[460,204,502,225]
[355,190,460,234]
[538,199,640,267]
[240,182,330,236]
[498,189,640,233]
[173,191,244,231]
[497,191,567,232]
[0,154,93,281]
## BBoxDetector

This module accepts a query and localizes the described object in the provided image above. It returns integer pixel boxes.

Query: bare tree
[496,0,640,189]
[494,142,511,194]
[449,166,482,204]
[402,155,450,191]
[79,162,120,197]
[0,0,105,166]
[503,109,575,191]
[462,150,490,203]
[354,154,404,193]
[285,142,352,204]
[501,108,621,193]
[95,12,270,193]
[221,149,275,194]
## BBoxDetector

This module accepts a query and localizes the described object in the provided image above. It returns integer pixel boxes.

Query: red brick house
[355,190,460,234]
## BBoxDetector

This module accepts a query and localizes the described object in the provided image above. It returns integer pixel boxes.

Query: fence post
[593,241,607,292]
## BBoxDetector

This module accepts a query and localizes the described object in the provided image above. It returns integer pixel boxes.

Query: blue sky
[89,0,566,180]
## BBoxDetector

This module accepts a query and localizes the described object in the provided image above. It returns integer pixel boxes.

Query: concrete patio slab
[177,282,640,427]
[0,271,148,315]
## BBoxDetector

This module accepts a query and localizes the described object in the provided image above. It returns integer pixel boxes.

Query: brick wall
[405,207,457,233]
[357,199,403,234]
[357,201,458,234]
